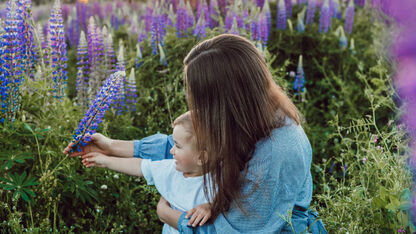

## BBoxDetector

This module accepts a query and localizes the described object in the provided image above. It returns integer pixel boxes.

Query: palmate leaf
[0,151,33,170]
[0,172,38,203]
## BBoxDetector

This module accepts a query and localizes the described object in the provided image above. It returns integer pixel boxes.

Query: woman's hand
[63,133,113,158]
[81,152,110,168]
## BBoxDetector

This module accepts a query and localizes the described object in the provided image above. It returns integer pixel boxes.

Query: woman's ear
[197,151,208,166]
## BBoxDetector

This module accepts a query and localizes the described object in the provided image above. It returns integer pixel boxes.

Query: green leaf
[23,123,33,133]
[385,202,398,211]
[20,190,29,202]
[372,197,386,209]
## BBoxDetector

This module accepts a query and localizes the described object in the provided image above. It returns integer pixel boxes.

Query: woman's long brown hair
[183,34,301,220]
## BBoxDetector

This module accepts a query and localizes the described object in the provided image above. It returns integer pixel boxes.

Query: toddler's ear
[197,151,208,166]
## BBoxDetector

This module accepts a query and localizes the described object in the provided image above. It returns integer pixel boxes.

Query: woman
[65,34,326,233]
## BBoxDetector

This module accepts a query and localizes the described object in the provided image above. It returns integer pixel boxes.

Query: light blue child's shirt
[141,159,209,234]
[134,117,327,234]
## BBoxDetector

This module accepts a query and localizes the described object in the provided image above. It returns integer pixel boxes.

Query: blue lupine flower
[197,0,209,28]
[76,30,89,107]
[151,6,167,55]
[344,0,355,34]
[66,9,80,48]
[354,0,365,7]
[277,0,286,30]
[285,0,292,18]
[0,0,25,123]
[251,14,260,42]
[126,68,138,113]
[208,0,219,28]
[259,11,269,46]
[331,0,341,19]
[20,0,37,80]
[71,71,125,153]
[186,1,195,30]
[264,0,272,31]
[135,43,143,69]
[193,9,207,39]
[294,55,305,94]
[297,0,307,4]
[297,13,305,32]
[176,0,187,38]
[306,0,316,25]
[319,0,331,33]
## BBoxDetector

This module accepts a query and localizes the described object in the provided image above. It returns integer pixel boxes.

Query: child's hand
[185,203,211,227]
[81,152,110,168]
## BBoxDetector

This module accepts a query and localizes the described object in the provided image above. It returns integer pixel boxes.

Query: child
[81,112,212,233]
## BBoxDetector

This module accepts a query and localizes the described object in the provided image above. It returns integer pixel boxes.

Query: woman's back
[213,117,313,233]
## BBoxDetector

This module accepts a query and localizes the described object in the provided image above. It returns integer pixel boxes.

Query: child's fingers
[191,213,204,227]
[199,215,210,226]
[185,208,195,219]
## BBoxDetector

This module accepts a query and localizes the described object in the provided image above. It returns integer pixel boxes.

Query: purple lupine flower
[319,0,331,33]
[344,0,355,34]
[87,17,106,102]
[76,1,88,33]
[339,28,347,49]
[105,31,116,78]
[251,14,260,42]
[76,31,89,107]
[354,0,365,7]
[19,0,37,80]
[66,9,80,48]
[49,0,68,100]
[70,71,124,153]
[135,43,143,69]
[285,0,292,18]
[193,9,207,39]
[176,0,187,38]
[114,41,126,115]
[256,0,265,9]
[126,68,137,113]
[294,55,305,94]
[297,14,305,32]
[297,0,307,4]
[185,1,195,30]
[208,0,219,28]
[218,0,227,16]
[228,17,240,35]
[263,0,272,31]
[151,6,167,55]
[277,0,287,30]
[244,9,250,33]
[0,0,25,123]
[306,0,316,24]
[259,11,269,46]
[197,0,209,27]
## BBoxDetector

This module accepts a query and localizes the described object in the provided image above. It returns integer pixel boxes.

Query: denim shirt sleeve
[177,212,216,234]
[133,133,174,160]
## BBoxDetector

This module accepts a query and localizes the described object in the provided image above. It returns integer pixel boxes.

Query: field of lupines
[0,0,415,232]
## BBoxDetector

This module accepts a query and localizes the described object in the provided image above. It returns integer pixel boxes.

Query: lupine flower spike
[306,0,316,25]
[0,0,25,123]
[193,10,207,39]
[49,0,68,100]
[285,0,292,18]
[277,0,286,30]
[176,0,187,38]
[76,31,89,107]
[294,55,305,94]
[208,0,219,28]
[319,0,331,33]
[126,68,138,113]
[70,71,125,153]
[263,0,271,32]
[344,0,355,34]
[114,41,126,115]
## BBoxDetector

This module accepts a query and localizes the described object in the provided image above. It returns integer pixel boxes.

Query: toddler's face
[170,125,201,175]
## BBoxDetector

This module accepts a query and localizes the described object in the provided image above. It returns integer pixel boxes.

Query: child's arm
[185,203,211,227]
[81,152,143,177]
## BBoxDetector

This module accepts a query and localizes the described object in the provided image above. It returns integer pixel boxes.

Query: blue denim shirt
[133,119,327,234]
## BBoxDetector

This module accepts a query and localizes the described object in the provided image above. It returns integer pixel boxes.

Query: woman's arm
[109,139,135,157]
